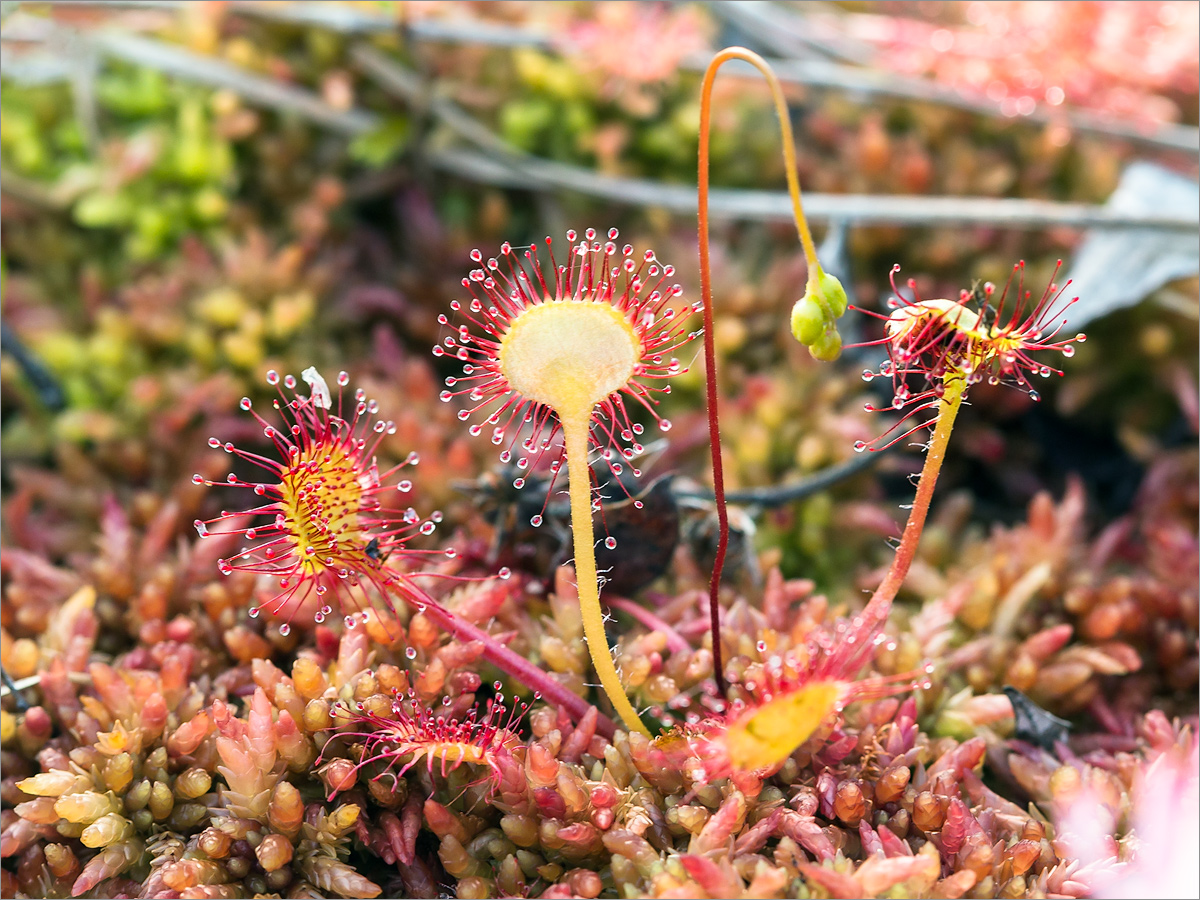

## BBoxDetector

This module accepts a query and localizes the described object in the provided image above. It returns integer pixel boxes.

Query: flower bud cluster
[791,268,849,361]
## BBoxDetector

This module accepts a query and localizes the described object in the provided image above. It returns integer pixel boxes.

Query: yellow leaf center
[724,681,841,771]
[278,442,365,572]
[498,300,640,417]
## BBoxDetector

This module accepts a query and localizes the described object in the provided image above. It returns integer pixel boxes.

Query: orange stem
[860,377,965,631]
[698,47,821,697]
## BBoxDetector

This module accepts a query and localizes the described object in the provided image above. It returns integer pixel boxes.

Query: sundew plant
[437,232,701,736]
[199,44,1089,761]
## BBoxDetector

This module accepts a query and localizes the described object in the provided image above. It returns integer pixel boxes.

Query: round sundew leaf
[723,681,842,772]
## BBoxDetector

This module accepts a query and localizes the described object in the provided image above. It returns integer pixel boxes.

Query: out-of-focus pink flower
[1057,733,1199,899]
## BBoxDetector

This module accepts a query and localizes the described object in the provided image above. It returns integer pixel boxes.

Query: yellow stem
[702,47,819,270]
[563,414,650,736]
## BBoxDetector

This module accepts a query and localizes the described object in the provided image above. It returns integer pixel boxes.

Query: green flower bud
[790,297,824,346]
[812,269,848,317]
[810,327,843,362]
[790,266,848,357]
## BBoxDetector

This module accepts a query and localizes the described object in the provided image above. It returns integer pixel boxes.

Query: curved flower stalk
[439,230,701,736]
[851,261,1088,635]
[195,366,614,735]
[700,48,850,363]
[697,47,849,696]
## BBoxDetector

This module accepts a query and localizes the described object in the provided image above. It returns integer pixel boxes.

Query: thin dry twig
[424,145,1198,231]
[351,48,1198,232]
